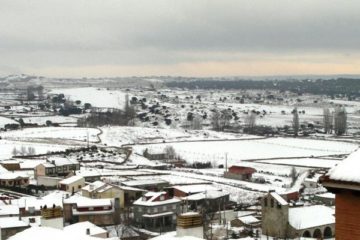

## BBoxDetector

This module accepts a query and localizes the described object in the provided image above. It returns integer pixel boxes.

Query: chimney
[86,228,90,235]
[113,198,121,225]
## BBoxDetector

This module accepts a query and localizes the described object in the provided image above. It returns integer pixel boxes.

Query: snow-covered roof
[42,163,56,168]
[134,192,180,206]
[20,159,47,169]
[238,215,260,225]
[0,217,29,229]
[0,172,29,180]
[288,205,335,230]
[143,211,174,218]
[47,157,79,166]
[18,190,68,210]
[64,221,107,236]
[76,198,112,208]
[327,148,360,183]
[0,205,20,216]
[122,179,168,187]
[172,184,219,194]
[270,192,288,206]
[149,231,204,240]
[315,192,335,199]
[185,190,229,201]
[59,175,84,185]
[82,181,107,192]
[8,226,108,240]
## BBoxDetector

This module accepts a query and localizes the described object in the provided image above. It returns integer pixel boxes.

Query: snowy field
[100,126,260,147]
[0,140,70,159]
[0,127,101,143]
[0,116,18,128]
[132,137,357,166]
[258,158,342,168]
[22,115,79,125]
[50,87,128,109]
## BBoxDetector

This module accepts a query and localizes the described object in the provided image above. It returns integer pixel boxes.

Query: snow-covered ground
[258,158,342,168]
[0,127,100,143]
[0,116,18,128]
[0,140,70,159]
[100,126,260,147]
[50,87,128,109]
[132,137,357,166]
[22,115,79,125]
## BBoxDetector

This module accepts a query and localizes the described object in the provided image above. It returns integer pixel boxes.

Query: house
[143,148,168,160]
[303,177,319,188]
[0,173,29,188]
[184,190,230,213]
[321,148,360,239]
[261,191,335,239]
[63,196,121,226]
[0,160,20,171]
[82,181,125,208]
[0,217,30,240]
[58,175,85,193]
[37,176,63,188]
[133,192,181,232]
[82,181,146,208]
[34,157,80,179]
[224,165,256,181]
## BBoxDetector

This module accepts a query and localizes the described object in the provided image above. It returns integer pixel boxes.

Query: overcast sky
[1,0,360,77]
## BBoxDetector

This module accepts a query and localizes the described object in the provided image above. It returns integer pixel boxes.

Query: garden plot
[258,158,342,168]
[50,87,128,109]
[132,137,357,166]
[0,140,70,159]
[0,127,100,143]
[100,126,260,147]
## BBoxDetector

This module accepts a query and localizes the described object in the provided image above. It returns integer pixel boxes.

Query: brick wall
[336,190,360,240]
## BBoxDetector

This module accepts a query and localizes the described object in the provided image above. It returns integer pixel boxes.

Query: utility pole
[225,152,228,171]
[87,131,89,149]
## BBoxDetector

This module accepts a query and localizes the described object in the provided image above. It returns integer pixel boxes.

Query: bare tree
[12,147,18,156]
[28,146,36,155]
[290,167,298,187]
[323,108,332,134]
[292,108,299,137]
[164,145,176,159]
[334,106,347,136]
[190,114,203,130]
[211,108,221,131]
[245,112,257,133]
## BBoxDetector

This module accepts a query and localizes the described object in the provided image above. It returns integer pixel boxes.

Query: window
[264,198,267,207]
[172,205,176,210]
[138,207,142,212]
[160,195,165,201]
[270,199,274,208]
[153,207,158,213]
[89,207,94,211]
[163,206,167,211]
[277,203,282,209]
